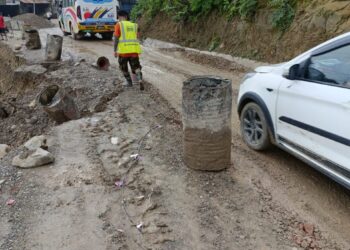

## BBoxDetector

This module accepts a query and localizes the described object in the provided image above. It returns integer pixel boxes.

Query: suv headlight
[241,72,256,84]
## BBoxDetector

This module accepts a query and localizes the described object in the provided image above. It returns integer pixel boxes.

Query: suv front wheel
[240,102,271,151]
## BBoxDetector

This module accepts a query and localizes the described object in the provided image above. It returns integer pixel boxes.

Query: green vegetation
[237,0,258,20]
[131,0,297,31]
[208,36,221,51]
[269,0,296,31]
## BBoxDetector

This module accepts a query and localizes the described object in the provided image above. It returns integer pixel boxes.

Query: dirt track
[0,28,350,250]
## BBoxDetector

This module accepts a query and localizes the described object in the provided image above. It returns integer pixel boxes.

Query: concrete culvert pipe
[96,56,110,70]
[24,29,41,50]
[39,85,80,124]
[182,76,232,171]
[45,34,63,61]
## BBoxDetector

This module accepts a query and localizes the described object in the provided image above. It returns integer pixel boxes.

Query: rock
[12,148,54,168]
[30,117,38,124]
[28,99,36,108]
[303,223,314,236]
[0,144,10,159]
[24,135,47,150]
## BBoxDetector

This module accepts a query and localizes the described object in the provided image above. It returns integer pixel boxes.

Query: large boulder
[0,144,10,159]
[12,148,54,168]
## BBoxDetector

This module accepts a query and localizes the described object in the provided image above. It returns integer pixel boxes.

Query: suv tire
[240,102,271,151]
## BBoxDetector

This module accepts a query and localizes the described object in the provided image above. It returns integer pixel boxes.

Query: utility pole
[33,0,36,15]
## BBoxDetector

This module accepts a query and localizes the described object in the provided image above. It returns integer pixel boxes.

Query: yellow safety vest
[117,21,142,54]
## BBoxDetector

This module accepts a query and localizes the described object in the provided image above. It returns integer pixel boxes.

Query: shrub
[131,0,260,22]
[131,0,164,21]
[131,0,296,26]
[269,0,296,31]
[190,0,222,16]
[238,0,258,20]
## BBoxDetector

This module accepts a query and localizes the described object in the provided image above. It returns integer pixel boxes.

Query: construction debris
[96,56,110,71]
[38,85,80,124]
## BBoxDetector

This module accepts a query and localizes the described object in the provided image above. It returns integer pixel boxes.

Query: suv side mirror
[283,64,300,80]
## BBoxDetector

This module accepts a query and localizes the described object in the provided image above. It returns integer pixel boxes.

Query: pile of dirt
[140,1,350,63]
[13,13,54,29]
[0,43,25,93]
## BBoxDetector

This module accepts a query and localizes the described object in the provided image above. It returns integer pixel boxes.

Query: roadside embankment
[138,0,350,63]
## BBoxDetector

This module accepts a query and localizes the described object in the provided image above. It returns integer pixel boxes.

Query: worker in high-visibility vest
[114,10,144,90]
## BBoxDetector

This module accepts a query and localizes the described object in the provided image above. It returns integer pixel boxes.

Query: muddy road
[62,33,350,248]
[0,27,349,250]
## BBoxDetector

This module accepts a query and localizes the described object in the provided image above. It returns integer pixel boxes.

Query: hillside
[134,0,350,63]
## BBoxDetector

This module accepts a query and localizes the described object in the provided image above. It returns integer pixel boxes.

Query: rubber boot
[125,74,133,87]
[136,71,144,91]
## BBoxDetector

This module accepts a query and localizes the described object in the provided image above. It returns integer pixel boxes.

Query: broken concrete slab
[0,144,10,159]
[12,148,54,168]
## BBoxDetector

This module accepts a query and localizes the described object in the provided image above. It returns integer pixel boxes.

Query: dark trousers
[118,56,142,75]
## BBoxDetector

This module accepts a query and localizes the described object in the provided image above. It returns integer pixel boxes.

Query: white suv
[238,32,350,189]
